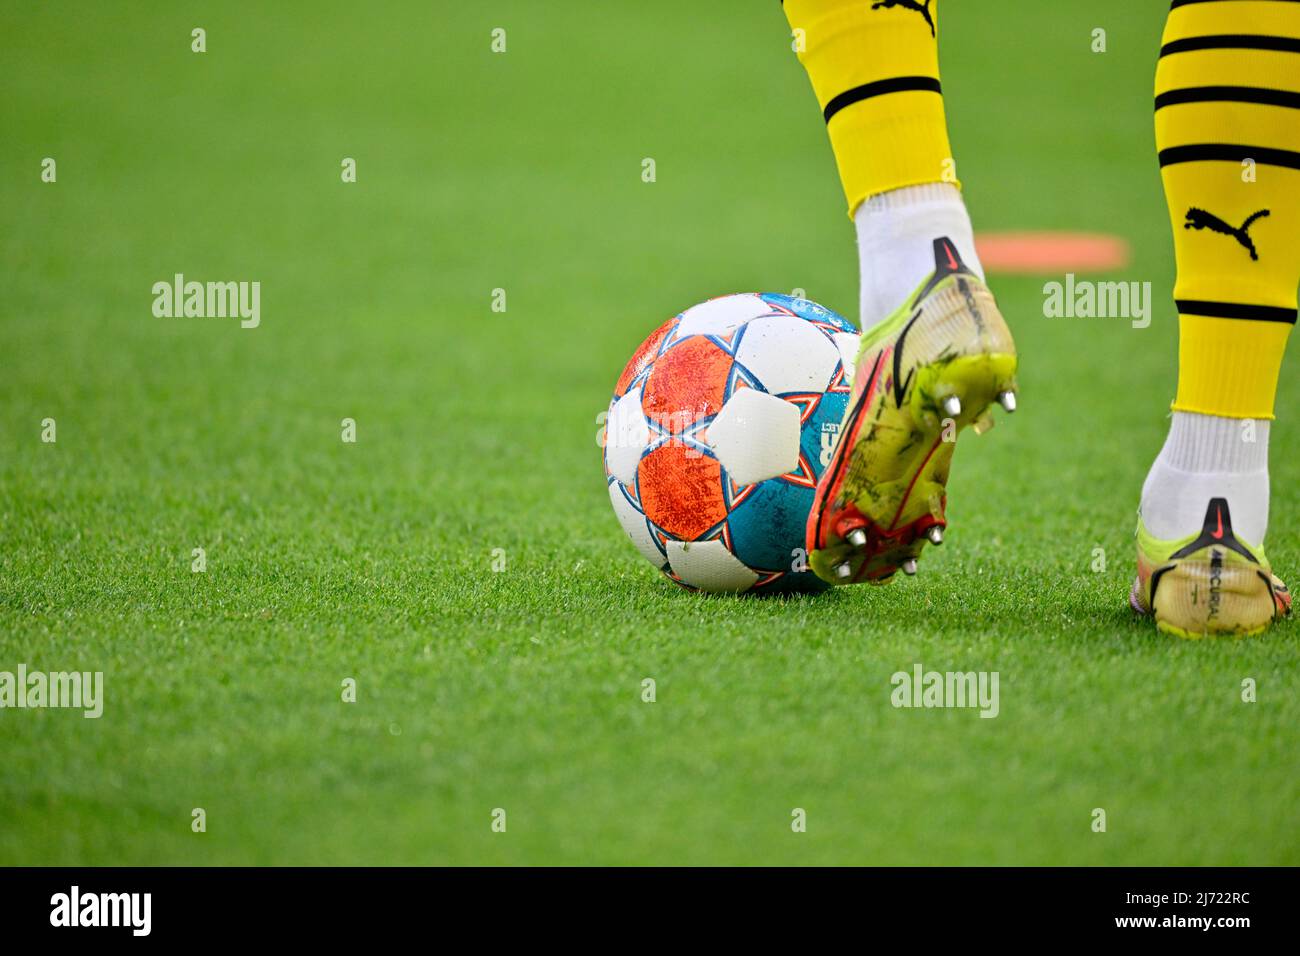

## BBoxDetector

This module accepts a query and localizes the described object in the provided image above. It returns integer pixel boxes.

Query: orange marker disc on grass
[975,232,1130,275]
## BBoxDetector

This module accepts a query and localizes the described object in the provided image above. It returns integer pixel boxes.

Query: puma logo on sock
[1183,207,1270,261]
[871,0,935,37]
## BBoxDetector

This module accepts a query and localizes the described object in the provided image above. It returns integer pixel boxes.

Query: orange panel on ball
[641,336,732,433]
[638,442,728,540]
[614,317,675,398]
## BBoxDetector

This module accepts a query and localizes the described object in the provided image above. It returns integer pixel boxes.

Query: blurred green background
[1,1,1295,864]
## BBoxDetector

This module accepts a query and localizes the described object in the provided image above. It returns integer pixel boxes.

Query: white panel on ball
[831,332,861,385]
[665,539,760,592]
[706,388,800,485]
[604,387,649,487]
[674,294,771,339]
[607,481,666,569]
[734,315,840,395]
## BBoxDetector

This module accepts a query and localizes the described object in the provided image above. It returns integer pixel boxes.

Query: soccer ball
[603,293,860,593]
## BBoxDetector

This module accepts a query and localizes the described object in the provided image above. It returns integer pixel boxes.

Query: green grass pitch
[2,1,1297,865]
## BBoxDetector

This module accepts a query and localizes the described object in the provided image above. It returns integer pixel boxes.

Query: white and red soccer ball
[603,293,859,593]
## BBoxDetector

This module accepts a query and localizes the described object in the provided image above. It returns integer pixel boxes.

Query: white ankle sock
[854,182,984,331]
[1139,411,1270,544]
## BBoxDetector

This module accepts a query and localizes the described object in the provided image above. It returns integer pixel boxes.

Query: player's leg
[1132,0,1299,636]
[782,0,1018,584]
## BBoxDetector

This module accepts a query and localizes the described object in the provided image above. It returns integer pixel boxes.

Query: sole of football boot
[807,263,1017,585]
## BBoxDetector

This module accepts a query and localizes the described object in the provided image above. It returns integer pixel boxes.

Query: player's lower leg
[783,0,1018,584]
[1132,0,1300,635]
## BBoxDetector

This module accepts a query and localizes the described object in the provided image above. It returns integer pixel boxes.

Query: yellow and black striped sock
[784,0,953,216]
[1157,0,1300,420]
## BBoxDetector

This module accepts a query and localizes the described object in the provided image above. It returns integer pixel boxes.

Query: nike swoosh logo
[1212,507,1224,540]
